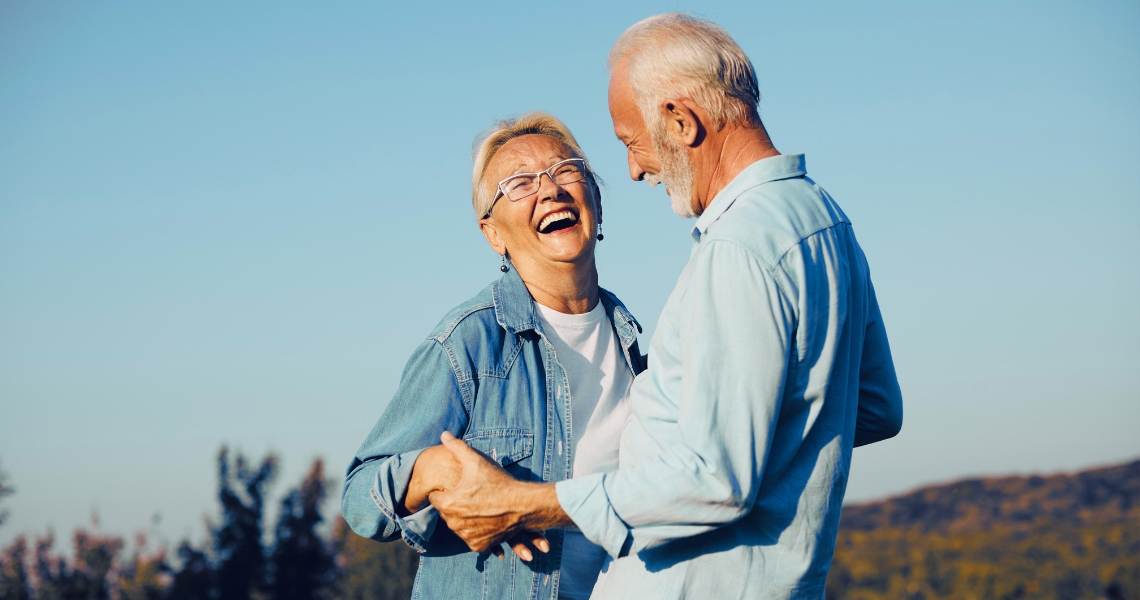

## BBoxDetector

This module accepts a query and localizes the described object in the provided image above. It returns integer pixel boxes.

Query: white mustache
[644,172,663,187]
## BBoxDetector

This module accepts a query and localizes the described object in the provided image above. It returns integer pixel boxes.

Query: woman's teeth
[538,211,577,232]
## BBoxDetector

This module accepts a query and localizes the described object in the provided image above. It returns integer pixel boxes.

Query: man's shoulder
[704,176,850,268]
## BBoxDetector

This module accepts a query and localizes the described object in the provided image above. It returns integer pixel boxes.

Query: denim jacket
[341,267,645,600]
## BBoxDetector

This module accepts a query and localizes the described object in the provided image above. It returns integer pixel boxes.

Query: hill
[827,460,1140,599]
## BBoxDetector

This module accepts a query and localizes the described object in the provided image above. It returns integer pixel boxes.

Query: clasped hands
[406,431,568,561]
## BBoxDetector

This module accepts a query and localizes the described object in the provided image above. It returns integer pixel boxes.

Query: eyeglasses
[485,158,589,218]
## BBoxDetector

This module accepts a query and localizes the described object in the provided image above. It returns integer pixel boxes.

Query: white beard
[645,129,697,219]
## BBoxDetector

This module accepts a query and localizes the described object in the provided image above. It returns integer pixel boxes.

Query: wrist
[513,482,572,531]
[402,447,444,516]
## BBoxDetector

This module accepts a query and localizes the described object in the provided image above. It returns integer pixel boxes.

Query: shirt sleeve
[853,280,904,447]
[340,338,469,554]
[557,240,795,556]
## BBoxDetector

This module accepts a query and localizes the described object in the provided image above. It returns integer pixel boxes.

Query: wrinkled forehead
[489,134,577,178]
[607,67,643,141]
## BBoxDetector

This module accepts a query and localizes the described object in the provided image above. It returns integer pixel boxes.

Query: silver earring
[500,254,509,272]
[597,224,604,241]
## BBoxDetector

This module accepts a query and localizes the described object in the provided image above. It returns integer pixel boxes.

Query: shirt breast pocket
[463,428,535,480]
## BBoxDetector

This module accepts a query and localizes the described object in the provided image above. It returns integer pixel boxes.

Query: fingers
[503,532,549,562]
[530,532,550,554]
[469,534,549,562]
[508,537,533,562]
[439,431,481,462]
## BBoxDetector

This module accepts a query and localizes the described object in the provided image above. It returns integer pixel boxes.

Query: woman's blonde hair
[471,112,600,220]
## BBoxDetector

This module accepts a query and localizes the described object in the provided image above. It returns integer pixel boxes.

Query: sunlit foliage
[327,518,417,600]
[827,460,1139,599]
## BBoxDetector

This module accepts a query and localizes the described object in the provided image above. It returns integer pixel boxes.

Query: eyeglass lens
[501,159,586,201]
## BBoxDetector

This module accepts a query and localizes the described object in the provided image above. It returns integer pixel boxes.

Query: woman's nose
[536,172,564,202]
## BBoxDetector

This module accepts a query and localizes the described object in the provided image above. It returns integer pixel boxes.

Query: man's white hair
[609,13,760,131]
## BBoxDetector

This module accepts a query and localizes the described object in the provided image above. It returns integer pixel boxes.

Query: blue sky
[1,0,1137,547]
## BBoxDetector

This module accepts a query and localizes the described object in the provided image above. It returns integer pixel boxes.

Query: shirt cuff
[372,448,439,553]
[556,473,631,558]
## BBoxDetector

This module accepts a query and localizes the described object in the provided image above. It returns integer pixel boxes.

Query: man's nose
[627,148,646,181]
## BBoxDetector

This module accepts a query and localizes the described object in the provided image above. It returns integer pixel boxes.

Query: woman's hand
[401,444,463,516]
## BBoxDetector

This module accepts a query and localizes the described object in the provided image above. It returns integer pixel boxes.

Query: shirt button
[557,441,563,455]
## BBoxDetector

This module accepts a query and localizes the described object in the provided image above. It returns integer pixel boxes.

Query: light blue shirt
[555,154,904,599]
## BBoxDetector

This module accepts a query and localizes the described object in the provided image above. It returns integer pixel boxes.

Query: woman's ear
[479,218,507,256]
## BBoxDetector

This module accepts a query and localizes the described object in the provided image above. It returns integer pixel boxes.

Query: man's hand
[430,431,572,560]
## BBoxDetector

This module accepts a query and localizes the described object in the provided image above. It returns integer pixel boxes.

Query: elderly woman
[341,112,645,600]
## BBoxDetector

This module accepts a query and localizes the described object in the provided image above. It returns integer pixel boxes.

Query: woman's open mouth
[537,210,579,234]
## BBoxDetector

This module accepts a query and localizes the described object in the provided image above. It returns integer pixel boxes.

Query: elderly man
[433,13,903,598]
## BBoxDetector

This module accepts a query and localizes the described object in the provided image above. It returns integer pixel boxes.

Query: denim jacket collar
[598,289,642,348]
[491,267,541,336]
[491,267,642,346]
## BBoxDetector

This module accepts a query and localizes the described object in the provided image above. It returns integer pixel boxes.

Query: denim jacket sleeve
[341,337,469,553]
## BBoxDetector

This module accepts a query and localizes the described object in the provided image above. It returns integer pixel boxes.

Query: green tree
[0,536,32,600]
[212,448,277,600]
[32,529,123,600]
[165,542,213,600]
[268,459,335,600]
[0,459,13,528]
[0,460,29,600]
[118,534,170,600]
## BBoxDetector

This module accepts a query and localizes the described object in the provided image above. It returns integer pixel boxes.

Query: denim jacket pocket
[463,428,534,467]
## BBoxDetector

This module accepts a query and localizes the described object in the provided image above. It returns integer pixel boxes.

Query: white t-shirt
[535,301,634,600]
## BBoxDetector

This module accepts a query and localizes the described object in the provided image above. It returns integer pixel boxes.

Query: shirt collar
[691,153,807,242]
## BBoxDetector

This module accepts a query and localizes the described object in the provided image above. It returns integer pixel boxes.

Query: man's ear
[479,218,507,256]
[660,98,705,148]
